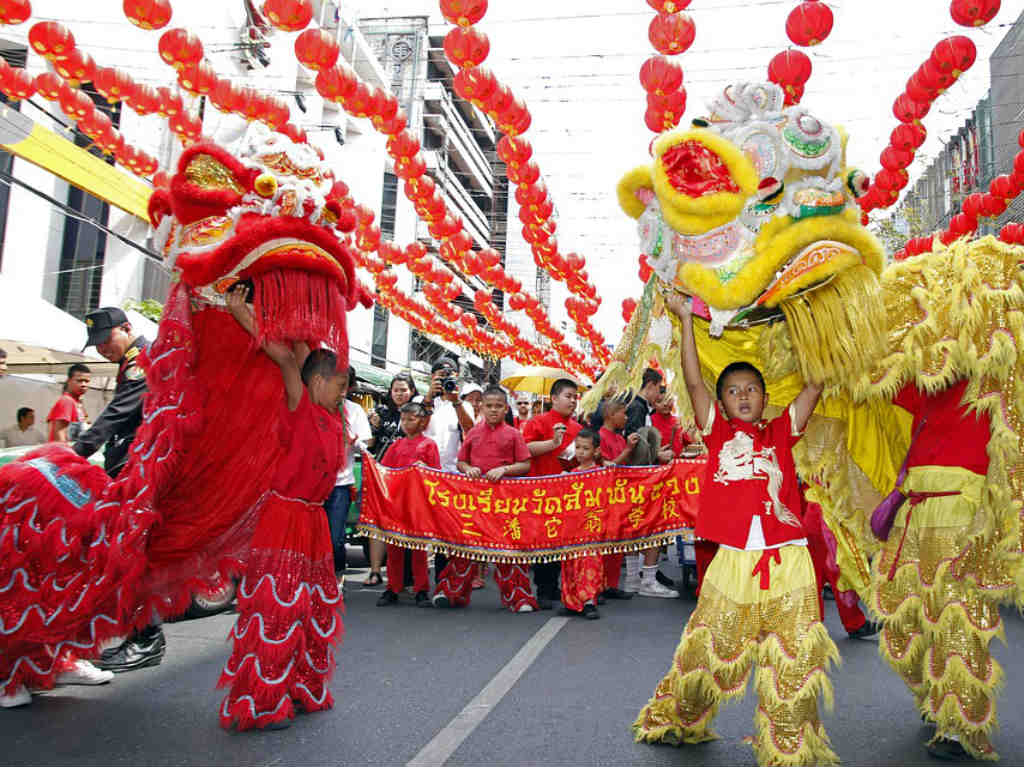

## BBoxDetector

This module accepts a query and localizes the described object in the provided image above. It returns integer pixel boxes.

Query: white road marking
[406,616,570,767]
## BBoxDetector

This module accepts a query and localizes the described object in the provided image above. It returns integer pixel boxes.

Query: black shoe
[596,593,606,605]
[600,588,635,600]
[655,571,675,589]
[260,719,292,731]
[415,590,431,607]
[926,737,971,761]
[582,604,600,620]
[96,627,166,673]
[376,590,399,606]
[823,583,835,600]
[536,596,553,610]
[848,620,881,641]
[432,593,451,608]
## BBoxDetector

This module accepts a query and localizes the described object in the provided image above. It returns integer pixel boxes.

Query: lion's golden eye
[184,154,245,194]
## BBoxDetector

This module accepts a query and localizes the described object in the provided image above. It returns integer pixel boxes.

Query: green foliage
[122,298,164,322]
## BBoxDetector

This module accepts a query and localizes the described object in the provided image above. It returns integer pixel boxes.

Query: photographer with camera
[423,357,475,473]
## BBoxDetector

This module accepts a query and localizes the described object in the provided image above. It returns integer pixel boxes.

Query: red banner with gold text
[358,454,706,563]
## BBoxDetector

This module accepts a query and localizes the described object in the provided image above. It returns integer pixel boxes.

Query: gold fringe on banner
[355,523,690,565]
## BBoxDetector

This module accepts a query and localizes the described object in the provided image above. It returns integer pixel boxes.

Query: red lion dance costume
[0,125,365,729]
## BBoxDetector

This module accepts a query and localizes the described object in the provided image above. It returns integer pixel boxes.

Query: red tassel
[251,269,350,370]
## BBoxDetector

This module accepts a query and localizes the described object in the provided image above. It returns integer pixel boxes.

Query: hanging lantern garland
[765,1,834,107]
[897,130,1024,257]
[639,1,693,134]
[0,0,31,25]
[860,35,978,215]
[438,0,605,368]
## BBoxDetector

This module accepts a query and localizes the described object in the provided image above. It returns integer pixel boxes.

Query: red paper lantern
[509,160,540,187]
[57,83,94,121]
[156,86,183,117]
[905,73,939,104]
[262,0,312,31]
[648,12,696,56]
[931,36,976,76]
[33,71,62,100]
[124,0,173,30]
[453,66,496,104]
[647,0,691,10]
[991,174,1015,200]
[159,28,203,70]
[387,131,421,159]
[2,66,37,101]
[54,48,95,86]
[444,26,489,68]
[622,298,637,323]
[126,83,160,115]
[440,0,487,27]
[78,106,111,139]
[950,0,1000,26]
[295,28,340,71]
[648,88,687,121]
[0,0,31,25]
[280,123,307,144]
[29,21,74,60]
[639,55,683,95]
[768,49,812,94]
[893,93,929,124]
[916,60,956,93]
[1013,149,1024,178]
[96,124,124,156]
[880,146,913,171]
[786,0,833,46]
[261,94,290,130]
[962,193,984,218]
[497,135,532,168]
[891,122,927,151]
[496,98,531,136]
[315,64,357,101]
[374,108,408,136]
[981,194,1007,217]
[94,67,135,103]
[177,60,216,96]
[949,213,978,237]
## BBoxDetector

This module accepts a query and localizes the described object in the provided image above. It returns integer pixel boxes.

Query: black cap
[431,356,458,374]
[83,307,129,349]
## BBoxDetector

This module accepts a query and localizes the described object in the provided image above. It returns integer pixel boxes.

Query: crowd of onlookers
[319,356,701,618]
[0,353,93,449]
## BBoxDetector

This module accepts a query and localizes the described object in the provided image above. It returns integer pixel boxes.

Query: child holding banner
[597,398,640,600]
[432,386,539,612]
[632,294,838,766]
[377,402,440,608]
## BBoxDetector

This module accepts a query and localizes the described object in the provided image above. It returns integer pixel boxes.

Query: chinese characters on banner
[358,454,706,563]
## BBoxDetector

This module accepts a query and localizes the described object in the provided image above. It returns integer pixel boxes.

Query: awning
[0,102,152,221]
[0,339,118,377]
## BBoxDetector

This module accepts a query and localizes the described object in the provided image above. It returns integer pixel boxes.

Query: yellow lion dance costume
[591,82,1024,764]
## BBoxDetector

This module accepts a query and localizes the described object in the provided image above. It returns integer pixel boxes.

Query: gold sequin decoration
[184,154,245,193]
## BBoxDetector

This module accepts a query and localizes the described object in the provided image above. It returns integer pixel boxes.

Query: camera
[442,375,458,394]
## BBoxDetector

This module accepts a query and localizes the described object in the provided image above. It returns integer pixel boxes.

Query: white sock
[625,554,641,580]
[641,565,656,582]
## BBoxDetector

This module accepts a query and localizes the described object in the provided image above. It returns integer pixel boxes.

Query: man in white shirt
[324,367,372,576]
[1,407,45,448]
[422,357,475,584]
[423,357,474,473]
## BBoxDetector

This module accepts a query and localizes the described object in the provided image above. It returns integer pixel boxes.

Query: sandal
[363,572,383,587]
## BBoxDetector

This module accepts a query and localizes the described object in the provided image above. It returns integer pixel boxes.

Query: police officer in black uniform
[74,307,166,673]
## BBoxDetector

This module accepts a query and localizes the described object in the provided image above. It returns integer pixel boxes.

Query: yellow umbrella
[499,366,579,395]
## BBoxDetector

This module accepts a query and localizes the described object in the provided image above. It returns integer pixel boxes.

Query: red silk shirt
[270,390,344,503]
[894,380,990,476]
[381,434,441,470]
[599,427,627,464]
[523,410,582,477]
[696,404,806,549]
[457,421,530,473]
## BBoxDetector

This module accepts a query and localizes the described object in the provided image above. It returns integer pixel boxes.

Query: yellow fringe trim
[354,523,687,565]
[779,264,887,385]
[751,707,840,767]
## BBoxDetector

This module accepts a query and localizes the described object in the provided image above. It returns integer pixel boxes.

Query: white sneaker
[637,579,680,599]
[0,685,30,708]
[623,575,641,593]
[55,660,114,686]
[516,604,535,613]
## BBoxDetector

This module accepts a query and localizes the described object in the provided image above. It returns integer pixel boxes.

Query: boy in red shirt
[47,363,91,442]
[377,402,440,608]
[523,378,582,607]
[650,392,691,457]
[432,386,538,612]
[218,285,346,732]
[633,295,838,766]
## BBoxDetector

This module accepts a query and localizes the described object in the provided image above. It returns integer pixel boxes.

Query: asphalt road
[3,553,1023,767]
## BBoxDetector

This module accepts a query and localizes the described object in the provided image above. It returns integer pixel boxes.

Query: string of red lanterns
[438,0,605,371]
[765,1,833,107]
[897,128,1024,257]
[641,0,693,134]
